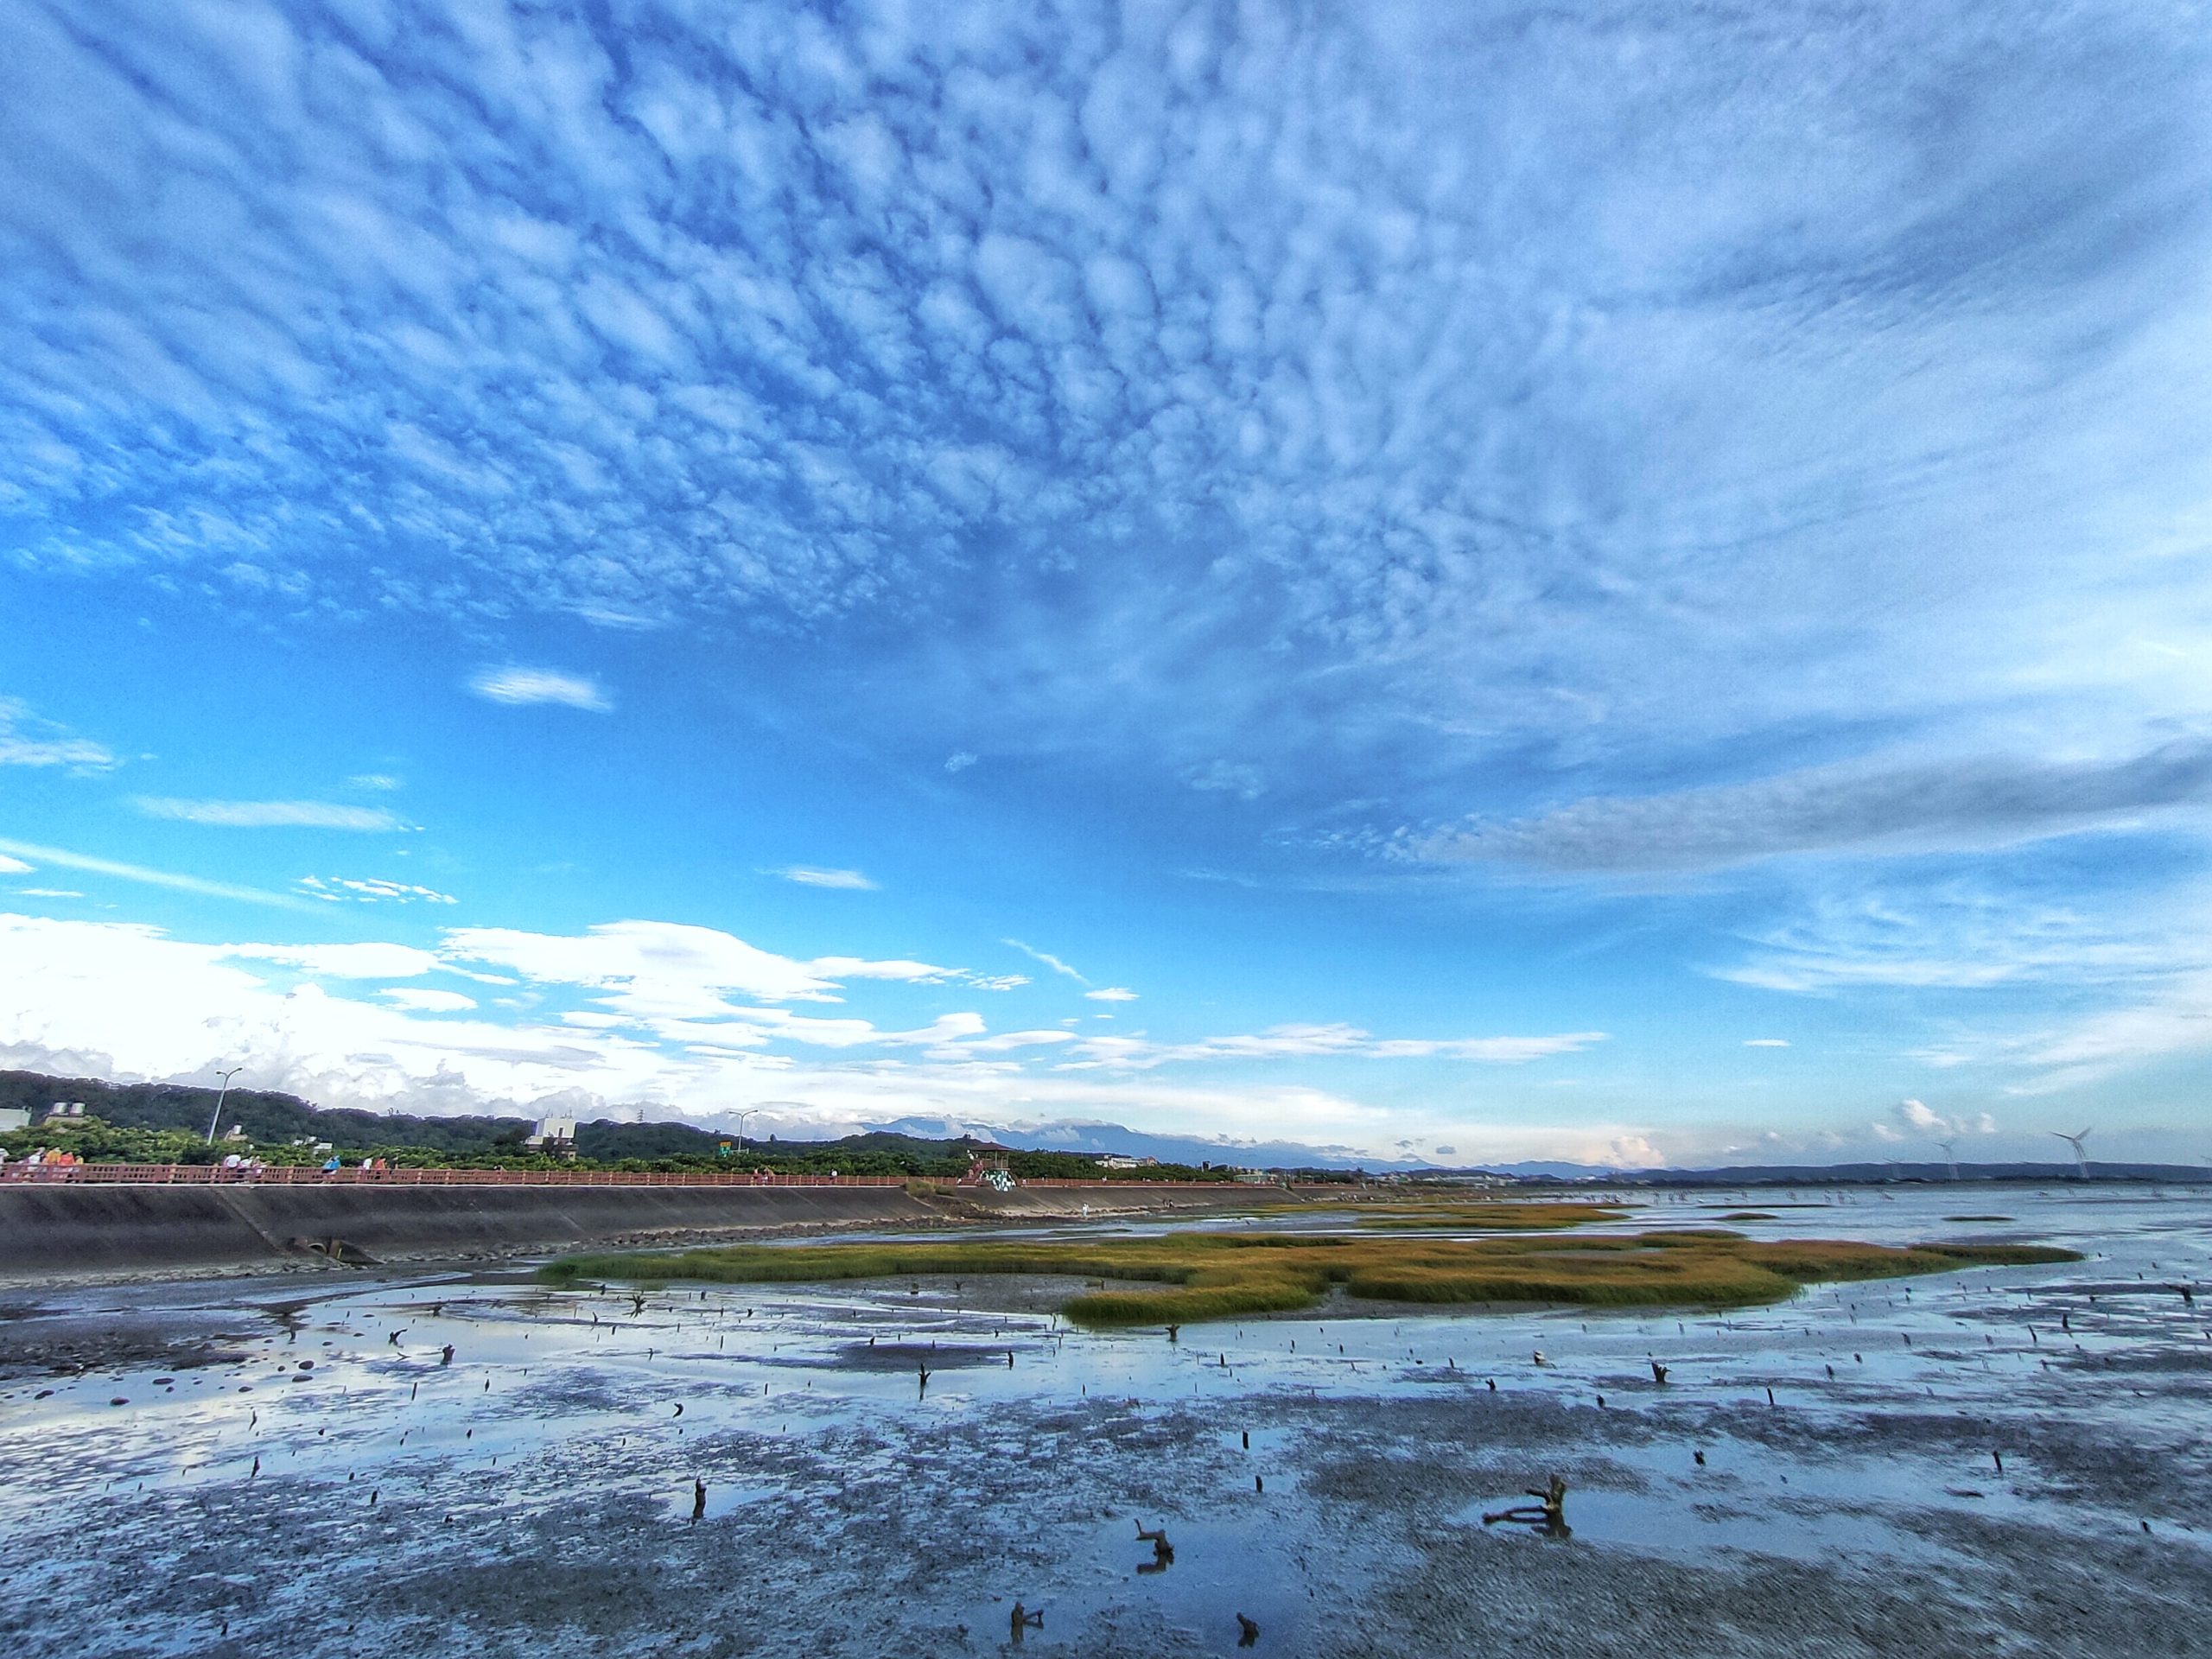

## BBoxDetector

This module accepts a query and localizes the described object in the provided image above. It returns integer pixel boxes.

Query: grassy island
[543,1227,2080,1327]
[1344,1202,1631,1230]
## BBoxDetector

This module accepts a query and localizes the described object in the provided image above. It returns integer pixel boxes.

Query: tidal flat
[2,1185,2207,1657]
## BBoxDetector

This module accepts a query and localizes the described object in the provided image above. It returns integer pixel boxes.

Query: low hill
[0,1070,1236,1178]
[0,1070,993,1167]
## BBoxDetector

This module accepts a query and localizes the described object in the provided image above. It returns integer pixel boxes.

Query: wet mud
[1,1186,2204,1656]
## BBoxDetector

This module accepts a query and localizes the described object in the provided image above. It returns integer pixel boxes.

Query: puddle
[1460,1485,1950,1566]
[663,1480,773,1522]
[969,1511,1339,1655]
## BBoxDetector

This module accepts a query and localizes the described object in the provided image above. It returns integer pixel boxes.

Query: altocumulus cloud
[467,668,612,713]
[5,0,2209,830]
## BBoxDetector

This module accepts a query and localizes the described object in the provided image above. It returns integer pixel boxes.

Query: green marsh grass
[543,1227,2078,1328]
[1346,1201,1631,1231]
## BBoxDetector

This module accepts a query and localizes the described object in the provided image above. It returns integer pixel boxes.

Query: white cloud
[136,798,410,831]
[16,888,81,898]
[0,836,320,912]
[808,956,954,983]
[448,920,843,1008]
[222,942,443,979]
[0,913,1640,1161]
[0,700,114,770]
[4,0,2211,925]
[1718,877,2212,1098]
[1897,1097,1945,1132]
[1743,1038,1790,1047]
[1891,1097,1997,1138]
[1084,986,1139,1003]
[957,1029,1078,1053]
[298,875,458,906]
[446,922,989,1015]
[2005,969,2212,1094]
[1004,938,1088,983]
[381,988,478,1014]
[1186,760,1265,801]
[1058,1023,1607,1071]
[0,855,30,874]
[772,867,878,891]
[348,774,403,791]
[731,1009,988,1050]
[1425,741,2212,874]
[1605,1136,1664,1168]
[1713,882,2198,995]
[944,752,978,773]
[466,668,612,713]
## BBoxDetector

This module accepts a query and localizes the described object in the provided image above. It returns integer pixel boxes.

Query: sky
[3,0,2211,1168]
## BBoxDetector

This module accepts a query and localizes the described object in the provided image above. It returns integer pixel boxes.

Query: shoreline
[0,1178,1285,1290]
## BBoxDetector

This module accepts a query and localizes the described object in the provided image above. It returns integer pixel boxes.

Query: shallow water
[2,1183,2206,1656]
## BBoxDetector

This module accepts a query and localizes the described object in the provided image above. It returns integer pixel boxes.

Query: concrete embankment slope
[0,1181,1277,1280]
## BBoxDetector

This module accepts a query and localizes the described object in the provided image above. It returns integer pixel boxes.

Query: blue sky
[3,0,2211,1166]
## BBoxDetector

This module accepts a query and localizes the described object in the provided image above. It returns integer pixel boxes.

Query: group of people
[0,1147,86,1177]
[235,1153,401,1179]
[0,1148,403,1180]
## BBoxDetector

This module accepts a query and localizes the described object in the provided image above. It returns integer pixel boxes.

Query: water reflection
[1134,1521,1175,1572]
[1483,1474,1572,1539]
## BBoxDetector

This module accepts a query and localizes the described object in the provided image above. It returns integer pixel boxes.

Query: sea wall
[0,1180,1275,1280]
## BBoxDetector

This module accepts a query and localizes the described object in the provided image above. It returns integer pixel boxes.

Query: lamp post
[203,1066,243,1147]
[735,1109,760,1154]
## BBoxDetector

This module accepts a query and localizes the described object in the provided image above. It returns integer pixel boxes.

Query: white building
[525,1116,579,1156]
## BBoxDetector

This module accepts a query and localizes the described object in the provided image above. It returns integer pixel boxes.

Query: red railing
[0,1164,1274,1191]
[1007,1177,1260,1188]
[0,1163,912,1188]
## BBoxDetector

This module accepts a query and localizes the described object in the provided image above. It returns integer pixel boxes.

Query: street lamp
[735,1109,760,1154]
[203,1066,243,1146]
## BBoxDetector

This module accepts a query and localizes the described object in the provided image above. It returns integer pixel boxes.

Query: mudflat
[1,1185,2204,1657]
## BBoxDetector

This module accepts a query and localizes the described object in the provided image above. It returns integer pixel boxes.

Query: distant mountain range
[7,1069,2207,1184]
[866,1115,1427,1171]
[869,1118,2212,1184]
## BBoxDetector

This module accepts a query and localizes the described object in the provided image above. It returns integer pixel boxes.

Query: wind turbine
[2051,1128,2092,1180]
[1936,1137,1960,1182]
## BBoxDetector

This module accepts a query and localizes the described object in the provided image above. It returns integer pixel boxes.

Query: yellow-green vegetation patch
[543,1230,2079,1329]
[1349,1201,1631,1231]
